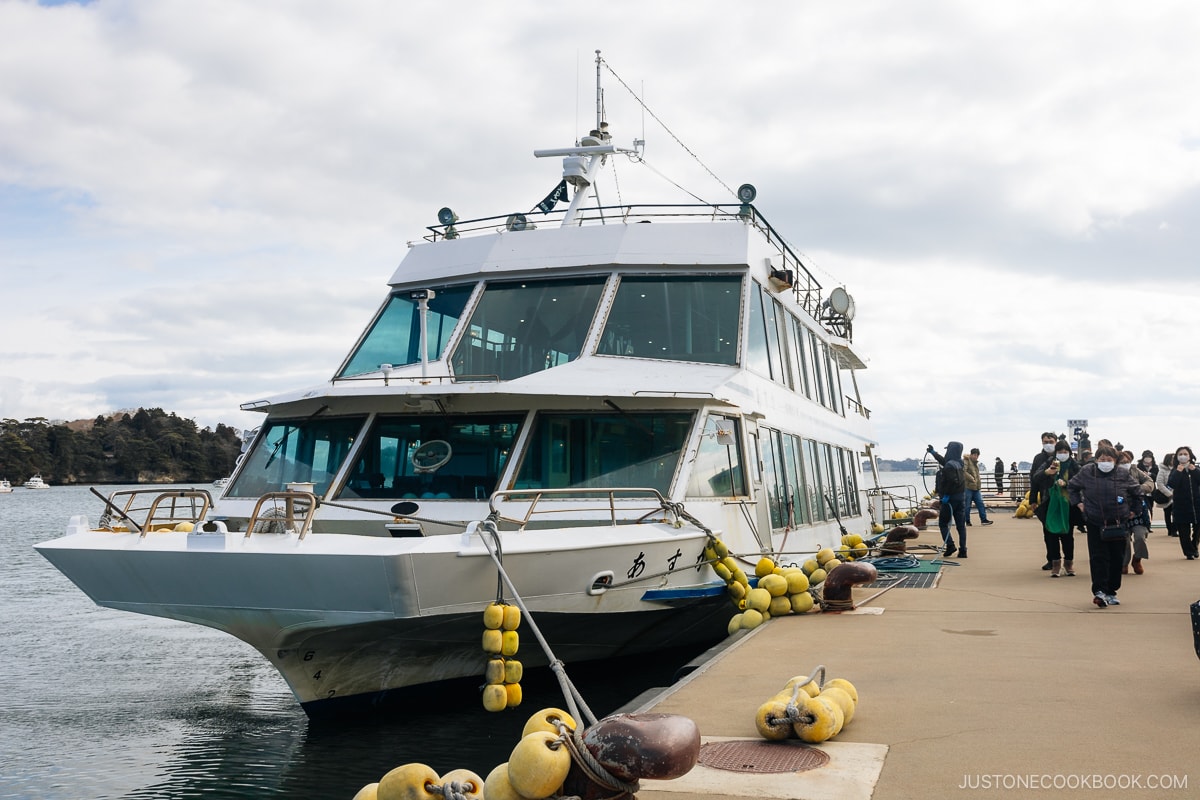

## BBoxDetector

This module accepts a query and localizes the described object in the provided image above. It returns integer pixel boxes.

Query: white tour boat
[24,474,50,490]
[0,478,12,493]
[37,56,876,716]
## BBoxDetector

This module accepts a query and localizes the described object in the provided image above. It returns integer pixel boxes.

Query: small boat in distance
[36,53,876,716]
[0,479,12,493]
[23,474,50,490]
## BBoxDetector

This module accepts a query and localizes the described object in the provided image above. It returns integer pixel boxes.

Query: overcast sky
[3,0,1199,468]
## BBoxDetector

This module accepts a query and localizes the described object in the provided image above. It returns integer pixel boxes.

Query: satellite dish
[829,287,852,315]
[437,207,458,226]
[390,501,420,516]
[737,183,757,203]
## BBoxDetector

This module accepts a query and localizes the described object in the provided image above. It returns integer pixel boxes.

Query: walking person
[1068,443,1142,608]
[1166,446,1200,560]
[994,457,1005,494]
[1009,462,1019,502]
[1031,440,1079,577]
[1118,449,1153,574]
[1155,453,1176,537]
[1139,450,1159,520]
[927,442,968,558]
[1029,432,1060,570]
[963,448,993,526]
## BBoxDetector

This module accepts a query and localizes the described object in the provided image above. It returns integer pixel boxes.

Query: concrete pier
[634,513,1197,799]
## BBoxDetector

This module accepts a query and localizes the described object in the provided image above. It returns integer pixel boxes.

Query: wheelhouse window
[514,411,693,494]
[338,285,474,378]
[339,414,523,500]
[452,277,606,381]
[686,414,747,498]
[226,416,366,498]
[597,275,742,364]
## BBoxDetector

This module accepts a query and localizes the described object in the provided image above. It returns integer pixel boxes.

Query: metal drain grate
[863,571,940,589]
[698,740,830,773]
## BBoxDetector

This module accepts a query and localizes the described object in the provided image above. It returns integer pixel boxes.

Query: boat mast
[534,50,636,227]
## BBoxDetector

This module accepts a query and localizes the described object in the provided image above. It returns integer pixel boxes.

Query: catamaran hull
[35,523,733,715]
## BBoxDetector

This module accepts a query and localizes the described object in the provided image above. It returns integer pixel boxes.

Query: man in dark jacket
[928,441,968,558]
[1030,431,1059,569]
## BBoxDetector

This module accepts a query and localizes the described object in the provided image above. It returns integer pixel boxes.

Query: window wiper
[264,404,329,468]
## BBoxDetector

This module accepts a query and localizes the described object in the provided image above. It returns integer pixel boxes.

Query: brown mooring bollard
[561,712,701,799]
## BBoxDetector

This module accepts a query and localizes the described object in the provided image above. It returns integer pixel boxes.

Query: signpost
[1067,419,1089,452]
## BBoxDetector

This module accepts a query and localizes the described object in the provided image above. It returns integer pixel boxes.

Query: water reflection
[3,485,707,799]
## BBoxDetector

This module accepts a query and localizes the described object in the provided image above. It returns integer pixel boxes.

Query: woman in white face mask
[1067,444,1142,608]
[1166,446,1200,560]
[1031,441,1080,577]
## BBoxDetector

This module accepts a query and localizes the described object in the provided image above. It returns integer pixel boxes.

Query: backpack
[937,464,966,495]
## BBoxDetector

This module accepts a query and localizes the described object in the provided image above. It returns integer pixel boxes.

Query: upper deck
[393,202,849,343]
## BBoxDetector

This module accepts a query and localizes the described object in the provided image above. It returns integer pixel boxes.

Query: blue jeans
[938,492,967,549]
[965,489,990,523]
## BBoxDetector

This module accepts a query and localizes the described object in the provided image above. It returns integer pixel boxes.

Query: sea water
[0,486,707,799]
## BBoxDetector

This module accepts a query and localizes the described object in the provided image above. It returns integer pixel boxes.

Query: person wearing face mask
[1068,443,1142,608]
[1030,440,1079,577]
[1154,453,1176,537]
[1166,446,1200,560]
[1118,449,1154,574]
[1139,450,1159,521]
[1029,432,1060,570]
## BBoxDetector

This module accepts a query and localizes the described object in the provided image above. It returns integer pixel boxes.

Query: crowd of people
[927,433,1198,610]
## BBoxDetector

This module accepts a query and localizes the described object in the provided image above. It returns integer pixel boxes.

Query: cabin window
[226,416,367,498]
[801,438,827,521]
[782,432,812,525]
[760,428,787,528]
[338,285,474,378]
[452,278,606,381]
[745,284,772,377]
[597,275,742,364]
[807,329,828,408]
[686,414,747,497]
[833,447,861,516]
[339,414,523,500]
[787,316,811,400]
[825,343,845,415]
[513,411,692,494]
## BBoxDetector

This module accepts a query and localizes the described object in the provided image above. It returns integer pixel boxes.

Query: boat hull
[35,521,733,715]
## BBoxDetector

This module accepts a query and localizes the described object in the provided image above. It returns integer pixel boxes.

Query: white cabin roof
[390,220,755,287]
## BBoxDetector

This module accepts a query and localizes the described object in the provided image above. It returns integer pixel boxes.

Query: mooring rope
[474,519,597,727]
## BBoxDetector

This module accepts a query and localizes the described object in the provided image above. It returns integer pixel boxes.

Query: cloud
[3,0,1200,464]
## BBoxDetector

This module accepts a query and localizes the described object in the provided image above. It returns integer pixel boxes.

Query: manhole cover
[698,740,830,773]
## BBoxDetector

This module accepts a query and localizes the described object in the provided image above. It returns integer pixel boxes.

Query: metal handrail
[421,202,837,338]
[244,491,318,540]
[488,487,673,530]
[98,488,213,537]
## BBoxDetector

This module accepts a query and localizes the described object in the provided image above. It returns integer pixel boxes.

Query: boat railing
[489,487,674,530]
[244,491,318,540]
[99,489,213,537]
[424,202,837,336]
[865,483,921,526]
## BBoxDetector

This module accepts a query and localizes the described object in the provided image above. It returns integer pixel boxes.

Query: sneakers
[1106,594,1120,605]
[981,519,994,526]
[1093,592,1108,608]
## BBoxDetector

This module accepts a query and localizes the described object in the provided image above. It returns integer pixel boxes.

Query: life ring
[412,439,453,473]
